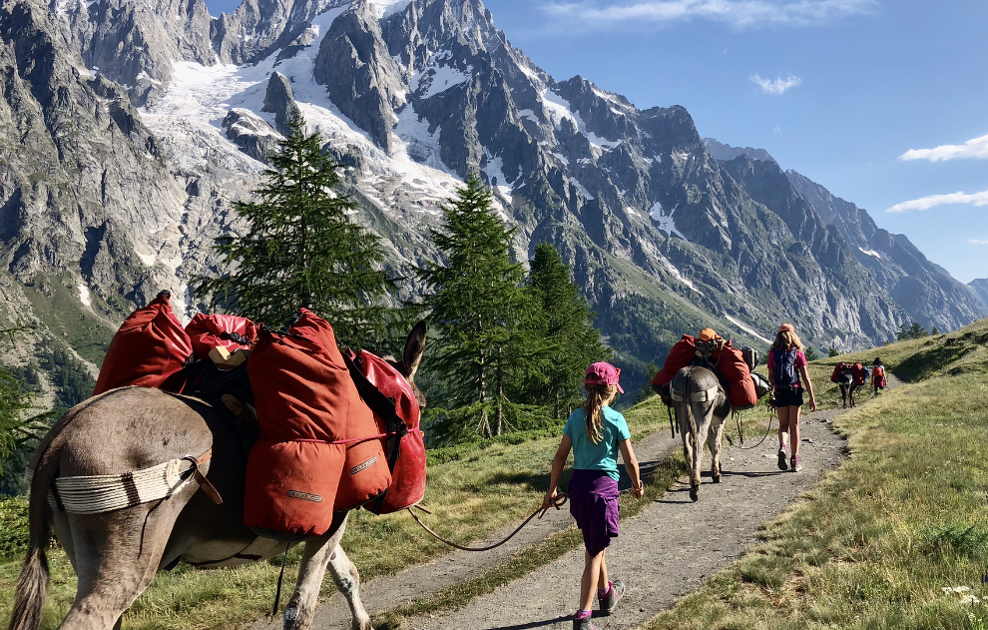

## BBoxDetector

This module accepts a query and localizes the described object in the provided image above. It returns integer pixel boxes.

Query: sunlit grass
[636,318,988,630]
[0,397,672,630]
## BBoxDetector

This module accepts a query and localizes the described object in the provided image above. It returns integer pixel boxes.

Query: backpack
[772,349,800,388]
[861,366,870,381]
[873,365,887,387]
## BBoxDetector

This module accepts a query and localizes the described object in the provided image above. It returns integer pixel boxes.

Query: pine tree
[196,113,392,349]
[524,242,610,417]
[804,346,819,361]
[419,174,538,440]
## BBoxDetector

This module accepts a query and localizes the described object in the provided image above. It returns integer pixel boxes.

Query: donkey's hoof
[690,486,699,502]
[712,474,721,484]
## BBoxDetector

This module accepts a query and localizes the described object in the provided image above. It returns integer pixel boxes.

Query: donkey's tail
[8,451,58,630]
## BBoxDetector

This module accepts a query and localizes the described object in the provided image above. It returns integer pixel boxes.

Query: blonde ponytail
[584,384,617,444]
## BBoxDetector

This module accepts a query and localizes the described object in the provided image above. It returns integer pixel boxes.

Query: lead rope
[725,405,774,450]
[408,492,568,552]
[271,541,290,616]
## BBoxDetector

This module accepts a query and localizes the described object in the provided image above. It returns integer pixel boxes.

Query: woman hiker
[543,362,644,630]
[872,357,887,395]
[767,324,817,472]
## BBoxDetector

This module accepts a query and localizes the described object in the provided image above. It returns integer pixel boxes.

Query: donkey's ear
[401,319,427,379]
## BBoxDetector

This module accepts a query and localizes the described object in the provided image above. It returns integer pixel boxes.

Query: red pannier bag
[830,363,846,383]
[652,335,696,391]
[185,314,257,359]
[349,349,426,514]
[852,363,867,385]
[718,341,758,409]
[244,309,356,537]
[93,291,192,395]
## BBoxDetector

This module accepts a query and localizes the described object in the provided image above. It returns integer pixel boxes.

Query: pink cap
[585,362,624,393]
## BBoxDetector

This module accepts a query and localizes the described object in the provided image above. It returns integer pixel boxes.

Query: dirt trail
[251,378,900,630]
[247,427,682,630]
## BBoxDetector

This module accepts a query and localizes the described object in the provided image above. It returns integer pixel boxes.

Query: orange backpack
[93,291,192,395]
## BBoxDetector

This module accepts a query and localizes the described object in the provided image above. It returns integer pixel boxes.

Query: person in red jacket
[872,358,888,395]
[767,324,817,472]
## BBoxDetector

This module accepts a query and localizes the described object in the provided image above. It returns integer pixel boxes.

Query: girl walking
[543,362,644,630]
[767,324,817,472]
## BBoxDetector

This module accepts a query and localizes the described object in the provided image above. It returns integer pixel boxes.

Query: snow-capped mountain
[1,0,984,395]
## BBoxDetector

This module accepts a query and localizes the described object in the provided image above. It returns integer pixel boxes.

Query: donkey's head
[387,319,428,409]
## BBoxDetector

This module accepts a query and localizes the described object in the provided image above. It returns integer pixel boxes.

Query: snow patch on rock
[650,202,687,240]
[859,247,882,259]
[78,283,92,308]
[724,315,773,345]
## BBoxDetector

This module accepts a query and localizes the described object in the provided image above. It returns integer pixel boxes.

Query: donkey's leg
[59,494,192,630]
[679,412,697,498]
[326,543,372,630]
[708,415,726,483]
[283,513,370,630]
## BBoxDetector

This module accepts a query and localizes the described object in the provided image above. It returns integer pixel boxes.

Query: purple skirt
[568,470,620,556]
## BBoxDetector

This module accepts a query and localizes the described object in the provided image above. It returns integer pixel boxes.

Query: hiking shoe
[573,616,598,630]
[791,456,802,472]
[599,579,626,614]
[777,449,789,471]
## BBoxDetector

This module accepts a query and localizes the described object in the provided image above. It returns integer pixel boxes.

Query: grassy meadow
[638,319,988,630]
[0,396,679,630]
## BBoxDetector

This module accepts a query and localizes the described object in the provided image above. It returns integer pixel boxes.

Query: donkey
[8,321,427,630]
[835,365,860,409]
[670,365,731,502]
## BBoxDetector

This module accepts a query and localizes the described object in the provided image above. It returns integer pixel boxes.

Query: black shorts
[774,386,804,407]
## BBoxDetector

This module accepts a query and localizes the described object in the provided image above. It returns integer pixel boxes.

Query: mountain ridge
[0,0,983,400]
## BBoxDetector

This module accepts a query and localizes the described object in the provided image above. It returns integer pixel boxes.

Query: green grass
[636,318,988,630]
[0,397,675,630]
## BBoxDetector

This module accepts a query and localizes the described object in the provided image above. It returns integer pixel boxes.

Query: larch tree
[419,174,541,439]
[196,113,393,349]
[524,242,610,418]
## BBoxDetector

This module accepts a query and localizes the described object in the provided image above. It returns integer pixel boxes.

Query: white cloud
[751,74,802,94]
[887,190,988,213]
[540,0,876,30]
[900,133,988,162]
[970,239,988,245]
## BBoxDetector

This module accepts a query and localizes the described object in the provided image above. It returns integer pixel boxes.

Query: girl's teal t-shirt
[563,406,631,481]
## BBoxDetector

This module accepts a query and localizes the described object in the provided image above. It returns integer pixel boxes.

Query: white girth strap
[25,458,194,514]
[670,386,719,403]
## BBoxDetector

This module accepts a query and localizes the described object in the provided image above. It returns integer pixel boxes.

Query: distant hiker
[544,362,644,630]
[767,324,817,473]
[872,357,887,395]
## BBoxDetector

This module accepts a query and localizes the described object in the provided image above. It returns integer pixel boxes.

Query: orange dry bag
[185,314,257,359]
[717,342,758,409]
[346,349,426,514]
[653,335,696,391]
[244,309,355,537]
[93,290,192,395]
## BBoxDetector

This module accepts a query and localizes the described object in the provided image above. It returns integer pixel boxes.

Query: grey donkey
[670,365,731,502]
[8,320,427,630]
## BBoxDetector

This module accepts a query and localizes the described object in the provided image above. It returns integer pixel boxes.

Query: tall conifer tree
[196,114,392,348]
[419,174,540,439]
[524,242,610,417]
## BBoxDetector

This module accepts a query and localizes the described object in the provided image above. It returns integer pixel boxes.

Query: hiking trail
[247,377,901,630]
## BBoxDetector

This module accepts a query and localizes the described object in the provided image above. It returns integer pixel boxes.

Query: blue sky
[206,0,988,283]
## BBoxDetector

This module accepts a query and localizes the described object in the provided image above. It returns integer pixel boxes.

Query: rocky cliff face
[1,0,983,398]
[785,170,987,333]
[968,279,988,310]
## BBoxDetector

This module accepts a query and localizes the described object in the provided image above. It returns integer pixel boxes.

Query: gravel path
[247,427,682,630]
[249,378,900,630]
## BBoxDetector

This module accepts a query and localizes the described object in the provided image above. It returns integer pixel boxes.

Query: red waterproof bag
[356,350,426,514]
[244,309,354,536]
[653,335,696,391]
[717,342,757,409]
[333,377,392,512]
[93,291,192,395]
[852,363,867,385]
[185,314,257,359]
[830,363,846,383]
